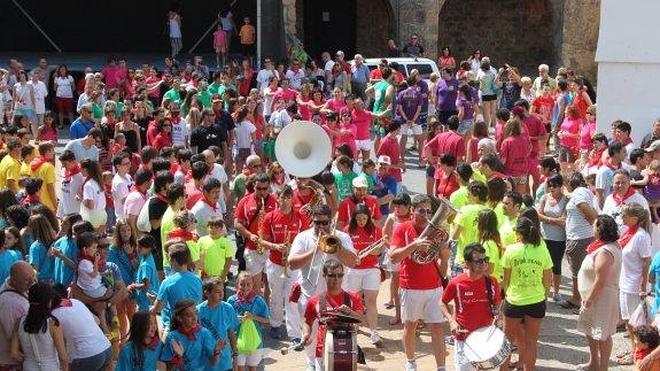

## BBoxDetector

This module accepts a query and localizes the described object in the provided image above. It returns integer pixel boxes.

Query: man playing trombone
[288,204,357,370]
[390,194,450,371]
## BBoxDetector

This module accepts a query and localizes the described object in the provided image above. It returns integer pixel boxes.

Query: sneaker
[370,333,383,346]
[270,326,281,340]
[291,338,304,351]
[552,292,562,303]
[444,335,455,346]
[405,360,417,371]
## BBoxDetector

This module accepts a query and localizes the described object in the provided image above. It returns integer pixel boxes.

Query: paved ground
[53,131,631,370]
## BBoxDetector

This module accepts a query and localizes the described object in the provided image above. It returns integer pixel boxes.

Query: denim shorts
[457,119,474,136]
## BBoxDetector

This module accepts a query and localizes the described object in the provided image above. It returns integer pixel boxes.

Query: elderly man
[0,261,34,369]
[602,169,650,234]
[69,102,96,139]
[532,63,557,92]
[351,54,370,99]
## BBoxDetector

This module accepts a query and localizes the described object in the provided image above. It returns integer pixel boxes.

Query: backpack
[136,198,153,232]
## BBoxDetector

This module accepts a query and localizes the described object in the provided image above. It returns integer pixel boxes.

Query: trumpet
[256,197,267,255]
[305,213,340,288]
[357,235,388,261]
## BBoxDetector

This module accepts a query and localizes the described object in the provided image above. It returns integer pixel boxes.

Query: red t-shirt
[235,193,278,250]
[351,109,373,140]
[146,120,158,146]
[391,221,441,290]
[304,291,365,357]
[436,171,460,199]
[523,115,547,159]
[260,209,306,265]
[369,68,382,81]
[326,99,347,113]
[292,189,314,227]
[337,196,382,227]
[377,135,402,181]
[344,225,382,269]
[500,135,530,177]
[274,88,297,107]
[152,133,172,150]
[427,131,465,173]
[441,273,502,339]
[531,96,554,124]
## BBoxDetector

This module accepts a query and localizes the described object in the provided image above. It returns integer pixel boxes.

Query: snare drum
[463,325,513,370]
[322,323,357,371]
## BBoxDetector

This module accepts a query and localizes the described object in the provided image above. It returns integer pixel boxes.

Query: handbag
[136,198,153,232]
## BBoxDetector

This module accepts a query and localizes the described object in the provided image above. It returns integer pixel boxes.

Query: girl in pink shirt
[558,105,582,172]
[500,117,531,194]
[213,26,227,67]
[579,105,597,168]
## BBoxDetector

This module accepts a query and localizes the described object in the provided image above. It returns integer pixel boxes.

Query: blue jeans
[70,347,112,371]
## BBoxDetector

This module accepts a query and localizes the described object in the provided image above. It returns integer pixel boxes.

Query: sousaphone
[275,121,332,177]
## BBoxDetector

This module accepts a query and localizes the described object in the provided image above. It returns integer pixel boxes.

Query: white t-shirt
[170,117,189,147]
[52,299,110,360]
[268,109,291,128]
[123,190,148,219]
[111,173,133,219]
[285,69,305,90]
[235,120,256,149]
[28,80,47,114]
[256,69,276,91]
[77,259,105,296]
[565,186,595,240]
[13,83,34,110]
[601,192,650,234]
[288,228,355,298]
[54,76,74,98]
[324,60,335,74]
[262,87,280,117]
[191,199,224,237]
[82,179,106,210]
[620,228,653,293]
[57,172,84,218]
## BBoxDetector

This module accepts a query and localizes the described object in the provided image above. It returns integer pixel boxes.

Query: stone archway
[355,0,396,58]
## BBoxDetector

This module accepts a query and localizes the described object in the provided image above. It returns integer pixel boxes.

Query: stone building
[281,0,600,81]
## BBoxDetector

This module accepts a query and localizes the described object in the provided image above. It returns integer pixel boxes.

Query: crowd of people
[0,30,659,371]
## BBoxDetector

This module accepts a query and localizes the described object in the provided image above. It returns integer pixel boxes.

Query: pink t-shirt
[274,88,297,105]
[579,120,596,150]
[377,135,402,181]
[326,99,346,113]
[351,109,373,140]
[559,118,581,149]
[101,66,119,88]
[298,96,311,120]
[500,135,530,176]
[213,30,227,48]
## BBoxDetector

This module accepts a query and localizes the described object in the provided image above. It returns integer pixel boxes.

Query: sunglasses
[469,257,490,265]
[416,208,433,214]
[325,273,344,278]
[313,220,330,225]
[255,186,269,191]
[250,163,262,168]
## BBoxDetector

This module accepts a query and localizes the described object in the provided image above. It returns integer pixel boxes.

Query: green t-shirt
[359,173,376,194]
[198,90,212,108]
[373,80,391,114]
[115,101,124,118]
[208,82,222,96]
[230,173,249,201]
[449,186,469,209]
[199,235,234,277]
[160,207,177,268]
[483,239,503,282]
[501,242,553,305]
[263,138,276,162]
[163,88,181,105]
[334,171,358,201]
[92,103,103,121]
[493,202,506,228]
[453,203,489,264]
[471,170,488,184]
[501,216,518,247]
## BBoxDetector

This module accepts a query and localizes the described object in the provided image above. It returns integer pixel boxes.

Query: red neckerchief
[155,192,168,204]
[22,194,39,206]
[586,239,608,254]
[57,298,73,308]
[620,137,633,146]
[588,147,606,168]
[30,155,49,173]
[201,194,218,212]
[64,162,81,178]
[618,225,639,248]
[168,229,195,242]
[146,335,160,350]
[613,187,637,206]
[131,184,148,198]
[237,290,256,305]
[178,324,201,341]
[603,157,621,171]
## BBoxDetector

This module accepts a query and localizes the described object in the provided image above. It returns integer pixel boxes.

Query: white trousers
[266,260,303,339]
[299,292,319,368]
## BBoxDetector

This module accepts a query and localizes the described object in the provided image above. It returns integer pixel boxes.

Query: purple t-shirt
[435,77,459,112]
[396,87,424,122]
[456,96,474,121]
[415,79,430,121]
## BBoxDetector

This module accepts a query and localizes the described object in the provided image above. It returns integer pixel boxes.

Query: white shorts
[454,340,477,371]
[236,350,263,367]
[82,285,107,299]
[81,207,107,229]
[342,267,381,292]
[400,287,446,323]
[356,139,372,151]
[402,123,423,136]
[382,252,400,272]
[620,291,642,321]
[244,248,268,275]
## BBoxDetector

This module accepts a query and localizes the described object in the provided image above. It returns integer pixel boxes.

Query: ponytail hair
[515,216,541,246]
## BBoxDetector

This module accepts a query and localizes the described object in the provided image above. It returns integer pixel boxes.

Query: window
[406,64,434,80]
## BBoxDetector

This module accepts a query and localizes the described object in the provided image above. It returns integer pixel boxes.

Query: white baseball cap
[352,176,368,189]
[378,155,392,165]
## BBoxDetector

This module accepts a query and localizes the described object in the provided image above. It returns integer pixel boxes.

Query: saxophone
[300,179,325,215]
[256,197,267,254]
[280,227,291,279]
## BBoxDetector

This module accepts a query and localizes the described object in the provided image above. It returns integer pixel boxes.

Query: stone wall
[355,0,395,58]
[556,0,600,82]
[436,0,556,76]
[398,0,443,62]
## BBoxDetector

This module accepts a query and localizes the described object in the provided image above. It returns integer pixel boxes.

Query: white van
[360,57,441,83]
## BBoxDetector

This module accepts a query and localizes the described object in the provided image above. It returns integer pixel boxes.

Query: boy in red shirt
[440,243,502,371]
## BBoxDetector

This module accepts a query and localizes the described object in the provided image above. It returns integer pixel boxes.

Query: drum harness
[319,293,366,365]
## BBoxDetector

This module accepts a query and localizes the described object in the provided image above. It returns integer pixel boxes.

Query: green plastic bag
[237,318,261,354]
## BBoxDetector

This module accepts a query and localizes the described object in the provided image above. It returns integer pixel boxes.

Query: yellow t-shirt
[452,203,489,264]
[0,155,21,190]
[199,235,233,277]
[33,162,57,211]
[501,242,553,306]
[20,162,31,178]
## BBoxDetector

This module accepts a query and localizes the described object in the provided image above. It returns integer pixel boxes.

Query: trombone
[356,235,388,261]
[305,212,340,288]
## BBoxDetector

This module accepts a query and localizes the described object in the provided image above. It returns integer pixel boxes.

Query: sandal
[384,302,394,309]
[389,318,401,326]
[559,300,579,309]
[616,350,631,359]
[616,353,634,365]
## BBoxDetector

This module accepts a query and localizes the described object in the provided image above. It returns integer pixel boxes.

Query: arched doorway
[303,0,357,60]
[355,0,395,58]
